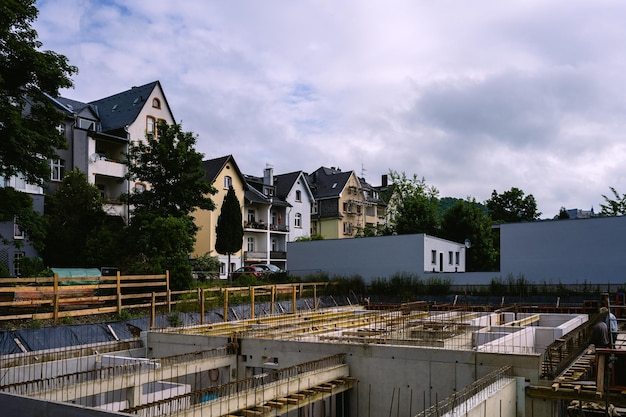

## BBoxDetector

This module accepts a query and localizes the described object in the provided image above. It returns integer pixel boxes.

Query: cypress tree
[215,186,244,279]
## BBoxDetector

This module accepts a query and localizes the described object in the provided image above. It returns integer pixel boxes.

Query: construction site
[0,294,624,417]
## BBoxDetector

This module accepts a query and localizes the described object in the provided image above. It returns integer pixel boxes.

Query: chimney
[264,166,274,186]
[381,174,388,187]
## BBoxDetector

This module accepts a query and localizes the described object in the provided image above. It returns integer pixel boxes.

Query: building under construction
[0,301,622,417]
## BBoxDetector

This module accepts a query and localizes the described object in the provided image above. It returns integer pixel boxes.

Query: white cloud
[34,0,626,217]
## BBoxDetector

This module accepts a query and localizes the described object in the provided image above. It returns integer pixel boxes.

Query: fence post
[223,288,229,322]
[292,284,297,314]
[250,287,255,319]
[166,271,171,313]
[271,286,275,315]
[116,270,122,315]
[314,284,318,311]
[150,292,156,329]
[53,273,59,324]
[200,288,205,325]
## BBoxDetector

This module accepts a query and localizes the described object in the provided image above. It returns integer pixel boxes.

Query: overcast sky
[34,0,626,217]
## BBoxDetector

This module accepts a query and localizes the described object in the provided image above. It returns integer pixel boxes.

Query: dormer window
[152,98,161,109]
[264,187,274,196]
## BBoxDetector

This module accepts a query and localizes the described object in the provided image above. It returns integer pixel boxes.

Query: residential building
[307,167,385,239]
[242,167,290,270]
[0,178,44,276]
[192,155,247,277]
[50,81,175,221]
[0,81,175,275]
[273,170,314,242]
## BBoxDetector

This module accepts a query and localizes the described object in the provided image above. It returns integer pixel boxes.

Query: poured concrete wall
[0,392,129,417]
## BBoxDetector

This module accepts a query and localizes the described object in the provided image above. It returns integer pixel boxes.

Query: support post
[292,284,297,314]
[199,288,205,325]
[53,273,59,324]
[166,270,171,312]
[271,286,275,315]
[250,287,255,319]
[150,292,156,329]
[116,270,122,315]
[314,284,318,311]
[223,288,229,322]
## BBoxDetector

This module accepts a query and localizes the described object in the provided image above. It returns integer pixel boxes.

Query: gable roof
[89,81,172,136]
[274,171,313,200]
[201,155,246,187]
[307,167,354,199]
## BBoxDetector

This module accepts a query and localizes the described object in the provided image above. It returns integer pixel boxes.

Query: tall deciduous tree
[42,170,106,267]
[600,187,626,216]
[441,198,498,271]
[0,0,77,245]
[485,187,541,223]
[386,171,440,235]
[215,185,243,279]
[123,121,216,289]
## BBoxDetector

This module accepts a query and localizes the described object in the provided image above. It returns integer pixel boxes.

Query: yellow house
[309,167,383,239]
[192,155,246,277]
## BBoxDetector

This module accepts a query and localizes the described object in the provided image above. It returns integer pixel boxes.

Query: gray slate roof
[89,81,160,136]
[307,167,353,199]
[201,155,246,188]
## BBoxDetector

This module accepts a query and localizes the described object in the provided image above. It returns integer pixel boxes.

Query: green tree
[440,198,498,271]
[557,207,570,220]
[0,0,77,246]
[215,185,244,280]
[42,170,106,267]
[485,187,541,223]
[600,187,626,216]
[122,121,216,289]
[295,234,324,241]
[0,187,46,251]
[387,171,440,235]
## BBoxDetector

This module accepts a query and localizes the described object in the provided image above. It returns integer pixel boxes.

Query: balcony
[269,224,289,232]
[91,157,126,179]
[245,221,267,230]
[244,251,267,261]
[270,251,286,260]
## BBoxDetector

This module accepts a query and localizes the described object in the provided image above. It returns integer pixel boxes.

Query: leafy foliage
[0,0,77,185]
[0,186,46,251]
[600,187,626,216]
[387,171,440,235]
[18,256,51,277]
[122,121,216,289]
[485,187,541,223]
[295,234,324,241]
[42,170,107,267]
[440,198,498,271]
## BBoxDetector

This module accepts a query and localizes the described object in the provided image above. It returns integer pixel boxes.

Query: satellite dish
[464,239,472,249]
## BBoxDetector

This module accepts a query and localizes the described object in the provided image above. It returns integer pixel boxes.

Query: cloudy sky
[34,0,626,217]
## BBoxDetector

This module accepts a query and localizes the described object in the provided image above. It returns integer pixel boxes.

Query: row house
[308,167,386,239]
[192,158,315,277]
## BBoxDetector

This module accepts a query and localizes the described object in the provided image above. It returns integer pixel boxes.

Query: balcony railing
[245,221,267,230]
[270,251,286,259]
[270,224,289,232]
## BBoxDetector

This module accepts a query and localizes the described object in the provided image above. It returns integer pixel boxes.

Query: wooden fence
[0,273,329,326]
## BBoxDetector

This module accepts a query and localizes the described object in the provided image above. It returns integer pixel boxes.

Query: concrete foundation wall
[0,392,129,417]
[145,332,230,358]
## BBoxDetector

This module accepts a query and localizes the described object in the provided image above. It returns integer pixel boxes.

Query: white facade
[283,172,314,242]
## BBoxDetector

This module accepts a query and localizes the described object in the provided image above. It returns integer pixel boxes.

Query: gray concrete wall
[500,216,626,285]
[237,337,542,417]
[0,392,129,417]
[287,234,426,280]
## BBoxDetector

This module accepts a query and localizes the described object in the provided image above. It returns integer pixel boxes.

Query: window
[311,201,318,214]
[146,116,156,135]
[448,251,453,265]
[455,252,460,265]
[431,250,437,264]
[220,262,226,275]
[271,238,277,251]
[152,98,161,109]
[247,209,255,223]
[57,124,65,135]
[13,252,24,277]
[295,213,302,228]
[343,202,348,212]
[311,221,318,235]
[135,182,146,193]
[247,237,255,252]
[295,190,301,202]
[264,187,274,196]
[13,217,23,239]
[50,159,65,181]
[224,175,232,189]
[343,222,353,235]
[77,118,94,130]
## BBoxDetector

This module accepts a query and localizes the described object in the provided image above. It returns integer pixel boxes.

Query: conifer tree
[215,186,243,280]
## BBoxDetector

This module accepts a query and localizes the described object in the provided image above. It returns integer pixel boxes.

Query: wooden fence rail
[0,273,329,326]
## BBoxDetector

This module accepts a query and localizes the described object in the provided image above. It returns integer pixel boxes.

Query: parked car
[251,263,284,273]
[229,266,266,280]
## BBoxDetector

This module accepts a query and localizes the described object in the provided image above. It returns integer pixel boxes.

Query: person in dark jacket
[590,307,611,349]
